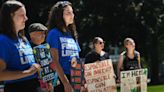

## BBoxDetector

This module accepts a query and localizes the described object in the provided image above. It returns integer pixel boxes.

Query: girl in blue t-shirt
[46,1,81,92]
[0,1,40,92]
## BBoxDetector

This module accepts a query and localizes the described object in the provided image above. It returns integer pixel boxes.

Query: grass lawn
[117,85,164,92]
[147,85,164,92]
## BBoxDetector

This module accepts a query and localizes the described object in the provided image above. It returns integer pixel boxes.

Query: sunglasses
[98,41,105,44]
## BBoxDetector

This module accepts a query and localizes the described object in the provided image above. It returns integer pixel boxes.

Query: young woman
[0,1,40,92]
[85,37,109,64]
[117,38,141,82]
[46,1,80,92]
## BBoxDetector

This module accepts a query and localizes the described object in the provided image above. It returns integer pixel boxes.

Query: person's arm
[50,48,73,92]
[117,54,124,82]
[0,59,40,81]
[137,52,141,69]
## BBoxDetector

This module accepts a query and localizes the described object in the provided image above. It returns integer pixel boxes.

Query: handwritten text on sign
[121,69,148,92]
[84,59,116,92]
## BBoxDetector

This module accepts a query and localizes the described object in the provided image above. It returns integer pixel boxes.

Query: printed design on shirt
[15,39,35,65]
[126,60,138,69]
[60,37,79,57]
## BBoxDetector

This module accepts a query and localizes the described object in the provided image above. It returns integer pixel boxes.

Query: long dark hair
[47,1,78,41]
[0,0,24,39]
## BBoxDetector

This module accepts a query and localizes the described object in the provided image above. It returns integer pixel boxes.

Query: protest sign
[84,59,117,92]
[120,68,148,92]
[71,57,85,92]
[33,43,55,83]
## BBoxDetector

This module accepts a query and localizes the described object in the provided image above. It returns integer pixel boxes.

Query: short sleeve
[0,40,9,63]
[76,42,81,52]
[46,29,60,49]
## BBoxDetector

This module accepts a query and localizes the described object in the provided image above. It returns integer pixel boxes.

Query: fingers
[71,57,77,68]
[28,63,41,74]
[31,63,41,70]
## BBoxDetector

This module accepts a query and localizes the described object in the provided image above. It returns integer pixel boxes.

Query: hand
[113,74,116,79]
[71,57,77,68]
[80,86,88,92]
[27,63,41,75]
[95,60,100,63]
[116,79,120,84]
[64,83,74,92]
[47,82,53,91]
[31,63,41,70]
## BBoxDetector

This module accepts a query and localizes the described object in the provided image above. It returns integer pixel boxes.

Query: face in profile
[12,6,28,32]
[94,38,105,50]
[30,31,45,45]
[63,5,74,26]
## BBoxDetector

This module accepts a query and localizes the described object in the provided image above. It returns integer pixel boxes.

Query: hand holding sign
[71,57,77,68]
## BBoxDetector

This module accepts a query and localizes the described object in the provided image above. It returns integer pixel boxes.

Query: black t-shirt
[122,51,140,70]
[85,51,109,64]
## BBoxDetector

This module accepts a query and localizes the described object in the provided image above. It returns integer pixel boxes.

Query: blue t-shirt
[46,28,81,74]
[0,35,37,84]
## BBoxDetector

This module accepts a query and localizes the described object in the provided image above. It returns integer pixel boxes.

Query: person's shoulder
[0,35,11,46]
[0,34,7,39]
[0,34,9,42]
[120,51,126,56]
[85,51,95,57]
[47,28,61,37]
[49,28,61,34]
[134,50,140,55]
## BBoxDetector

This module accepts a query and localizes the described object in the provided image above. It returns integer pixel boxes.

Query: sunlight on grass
[117,85,164,92]
[148,85,164,92]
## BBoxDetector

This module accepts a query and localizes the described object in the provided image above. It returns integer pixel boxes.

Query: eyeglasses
[98,41,105,45]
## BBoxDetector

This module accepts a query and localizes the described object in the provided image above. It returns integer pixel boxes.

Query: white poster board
[121,68,148,92]
[84,59,117,92]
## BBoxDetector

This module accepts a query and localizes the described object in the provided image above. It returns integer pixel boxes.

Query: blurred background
[1,0,164,86]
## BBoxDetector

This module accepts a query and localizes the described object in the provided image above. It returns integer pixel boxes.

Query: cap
[28,23,48,33]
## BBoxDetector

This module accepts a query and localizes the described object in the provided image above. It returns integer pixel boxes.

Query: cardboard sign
[71,58,85,92]
[120,68,148,92]
[33,43,55,82]
[84,59,117,92]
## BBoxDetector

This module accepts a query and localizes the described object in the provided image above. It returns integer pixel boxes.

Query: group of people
[0,0,142,92]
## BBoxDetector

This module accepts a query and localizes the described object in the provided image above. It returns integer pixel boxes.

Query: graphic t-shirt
[85,51,109,64]
[0,35,37,84]
[46,28,81,74]
[122,51,140,70]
